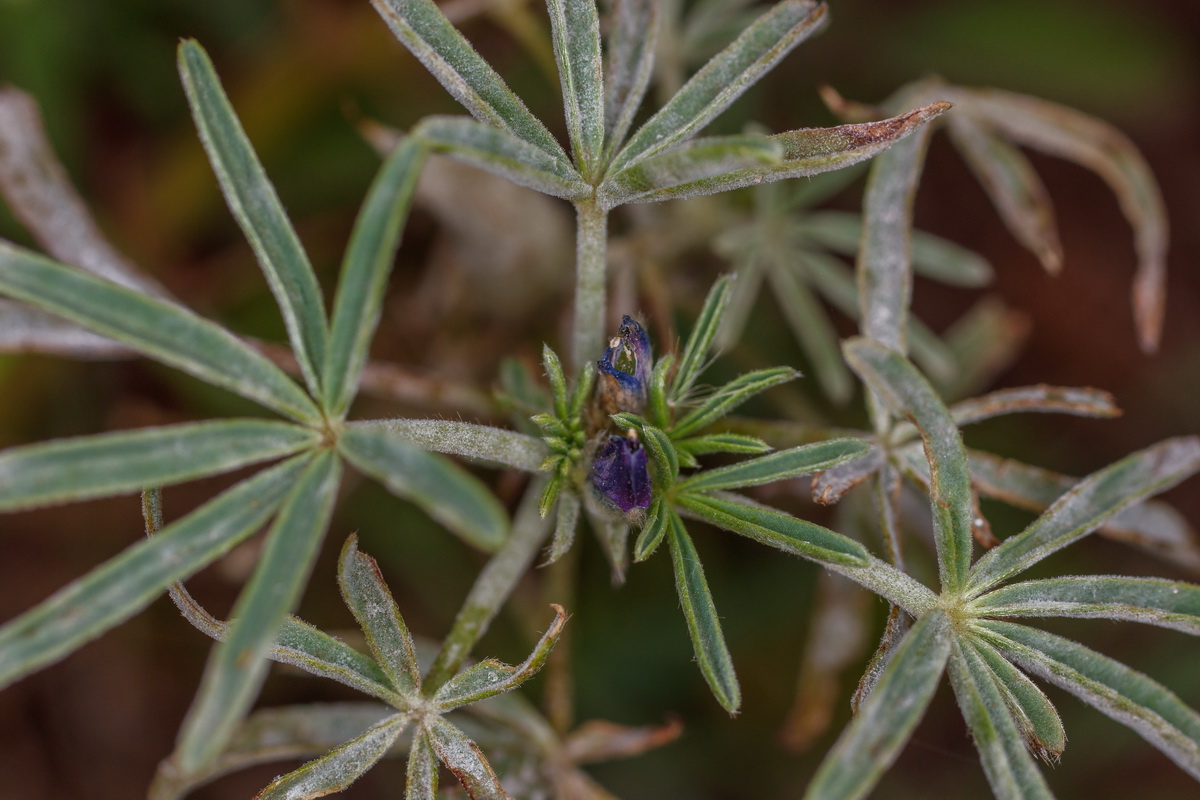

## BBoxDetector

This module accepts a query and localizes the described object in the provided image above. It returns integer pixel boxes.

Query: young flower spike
[596,315,652,416]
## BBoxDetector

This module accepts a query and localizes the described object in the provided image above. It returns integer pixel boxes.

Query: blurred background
[1,0,1199,797]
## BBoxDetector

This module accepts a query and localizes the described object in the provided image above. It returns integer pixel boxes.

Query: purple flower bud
[590,434,652,513]
[596,316,652,416]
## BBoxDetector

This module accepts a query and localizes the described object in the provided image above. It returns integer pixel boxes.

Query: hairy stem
[423,476,553,692]
[572,197,608,371]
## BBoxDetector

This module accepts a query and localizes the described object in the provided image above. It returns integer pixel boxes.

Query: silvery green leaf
[603,0,657,152]
[947,639,1056,800]
[426,717,510,799]
[945,108,1062,274]
[0,455,308,689]
[973,576,1200,635]
[621,103,953,203]
[0,241,320,423]
[0,88,167,298]
[671,366,798,438]
[599,134,782,207]
[176,451,342,772]
[672,273,735,403]
[964,449,1200,572]
[769,261,854,403]
[803,610,951,800]
[967,637,1065,762]
[370,0,566,159]
[414,116,589,200]
[546,0,604,172]
[610,0,827,171]
[338,536,422,695]
[844,338,973,593]
[253,713,410,800]
[677,492,868,566]
[178,40,328,398]
[323,137,428,417]
[851,603,909,712]
[350,418,550,472]
[799,210,994,288]
[979,620,1200,780]
[667,511,740,714]
[149,703,399,800]
[678,438,868,493]
[954,88,1167,352]
[339,424,510,552]
[406,727,439,799]
[967,437,1200,596]
[0,420,318,512]
[633,496,670,562]
[433,604,566,710]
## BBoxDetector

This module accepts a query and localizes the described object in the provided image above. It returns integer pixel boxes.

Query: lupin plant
[0,0,1198,798]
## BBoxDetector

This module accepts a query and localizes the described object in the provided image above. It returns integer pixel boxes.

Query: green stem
[423,477,553,693]
[572,197,608,372]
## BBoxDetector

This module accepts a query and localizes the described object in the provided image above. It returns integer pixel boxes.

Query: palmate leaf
[804,610,952,800]
[178,41,328,398]
[0,455,309,689]
[176,451,342,772]
[253,713,411,800]
[948,639,1055,800]
[0,420,317,512]
[671,366,798,438]
[323,135,427,417]
[978,620,1200,780]
[369,0,566,160]
[609,0,828,171]
[0,241,320,424]
[844,338,973,593]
